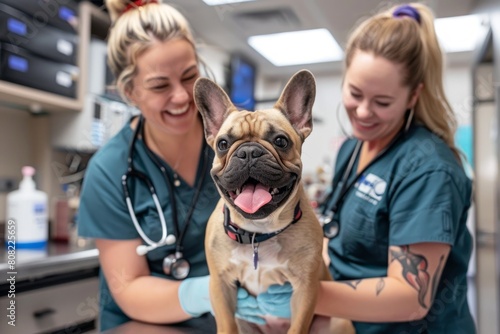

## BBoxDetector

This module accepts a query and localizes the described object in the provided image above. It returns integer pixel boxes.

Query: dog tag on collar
[253,248,259,270]
[251,233,259,270]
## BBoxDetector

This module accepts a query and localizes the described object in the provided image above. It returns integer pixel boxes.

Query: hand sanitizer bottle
[5,166,48,248]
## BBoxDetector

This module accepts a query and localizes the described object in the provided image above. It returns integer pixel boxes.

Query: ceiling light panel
[248,28,343,66]
[435,14,483,53]
[202,0,255,5]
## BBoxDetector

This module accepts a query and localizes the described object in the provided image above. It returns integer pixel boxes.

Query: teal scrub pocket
[342,211,388,263]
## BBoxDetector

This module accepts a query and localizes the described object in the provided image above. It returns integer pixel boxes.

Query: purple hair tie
[393,4,421,24]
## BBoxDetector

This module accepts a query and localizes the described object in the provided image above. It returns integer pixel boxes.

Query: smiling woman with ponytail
[249,3,476,333]
[77,0,223,331]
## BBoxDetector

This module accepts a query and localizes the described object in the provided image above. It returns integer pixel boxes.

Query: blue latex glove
[235,287,266,325]
[178,275,212,317]
[256,282,293,319]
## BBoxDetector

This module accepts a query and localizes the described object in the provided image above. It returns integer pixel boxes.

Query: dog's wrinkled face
[194,70,316,220]
[208,109,303,219]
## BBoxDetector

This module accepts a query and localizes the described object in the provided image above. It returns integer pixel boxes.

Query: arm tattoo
[376,278,385,296]
[340,279,362,290]
[430,255,445,301]
[390,246,430,309]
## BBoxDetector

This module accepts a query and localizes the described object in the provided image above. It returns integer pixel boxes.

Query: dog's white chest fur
[230,238,289,296]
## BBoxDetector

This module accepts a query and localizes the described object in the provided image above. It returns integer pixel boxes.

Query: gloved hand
[235,287,266,325]
[256,282,293,319]
[178,275,211,317]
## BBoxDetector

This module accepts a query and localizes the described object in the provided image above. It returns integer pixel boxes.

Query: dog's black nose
[236,145,264,160]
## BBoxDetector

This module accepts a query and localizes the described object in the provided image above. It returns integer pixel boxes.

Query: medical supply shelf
[0,1,110,113]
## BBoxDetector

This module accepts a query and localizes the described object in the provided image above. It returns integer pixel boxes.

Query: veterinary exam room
[0,0,499,333]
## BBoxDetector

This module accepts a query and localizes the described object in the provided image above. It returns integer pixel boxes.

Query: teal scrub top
[323,125,475,334]
[77,118,219,331]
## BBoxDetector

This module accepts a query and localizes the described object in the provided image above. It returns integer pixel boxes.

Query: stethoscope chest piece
[321,211,340,239]
[323,219,339,239]
[163,252,190,280]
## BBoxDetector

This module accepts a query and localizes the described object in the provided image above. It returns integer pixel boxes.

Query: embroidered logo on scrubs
[355,173,387,204]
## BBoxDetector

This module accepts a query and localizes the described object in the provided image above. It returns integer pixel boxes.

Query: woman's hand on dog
[257,283,293,319]
[235,287,266,325]
[237,283,338,334]
[236,283,293,324]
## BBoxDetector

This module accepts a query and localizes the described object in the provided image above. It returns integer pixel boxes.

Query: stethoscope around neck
[320,112,412,239]
[320,140,362,239]
[121,115,208,279]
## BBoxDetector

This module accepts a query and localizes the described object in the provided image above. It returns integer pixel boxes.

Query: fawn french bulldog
[194,70,354,334]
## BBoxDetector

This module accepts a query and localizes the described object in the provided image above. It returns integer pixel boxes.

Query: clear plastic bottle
[5,166,48,248]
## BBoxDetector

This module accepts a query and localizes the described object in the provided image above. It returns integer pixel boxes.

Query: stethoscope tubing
[325,140,362,216]
[123,115,208,255]
[141,126,209,252]
[125,186,168,247]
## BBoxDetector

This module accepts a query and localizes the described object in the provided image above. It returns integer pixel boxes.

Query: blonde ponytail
[344,2,462,162]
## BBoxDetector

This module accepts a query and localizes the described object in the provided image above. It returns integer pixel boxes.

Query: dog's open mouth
[225,177,296,215]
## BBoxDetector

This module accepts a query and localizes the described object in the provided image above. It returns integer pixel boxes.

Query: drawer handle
[33,308,56,318]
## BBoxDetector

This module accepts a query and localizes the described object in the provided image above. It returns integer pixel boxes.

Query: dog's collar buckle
[223,203,302,244]
[225,225,244,243]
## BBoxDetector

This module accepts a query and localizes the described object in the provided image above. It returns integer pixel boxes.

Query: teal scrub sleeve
[389,169,469,246]
[78,158,139,239]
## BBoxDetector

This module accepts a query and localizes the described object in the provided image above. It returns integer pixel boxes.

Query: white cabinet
[0,275,99,333]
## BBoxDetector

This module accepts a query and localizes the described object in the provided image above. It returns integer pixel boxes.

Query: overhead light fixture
[202,0,255,5]
[435,14,482,53]
[248,28,343,66]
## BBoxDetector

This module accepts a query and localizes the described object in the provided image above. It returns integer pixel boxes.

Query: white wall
[0,108,57,223]
[0,108,35,220]
[444,66,474,127]
[198,44,230,88]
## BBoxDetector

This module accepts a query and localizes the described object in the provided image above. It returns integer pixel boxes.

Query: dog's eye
[274,136,288,149]
[217,139,229,151]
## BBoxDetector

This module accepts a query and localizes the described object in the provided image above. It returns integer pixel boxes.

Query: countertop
[101,315,217,334]
[0,240,99,282]
[101,314,337,334]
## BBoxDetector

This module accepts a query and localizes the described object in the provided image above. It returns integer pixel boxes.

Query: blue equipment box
[0,3,78,65]
[0,0,79,33]
[0,42,78,98]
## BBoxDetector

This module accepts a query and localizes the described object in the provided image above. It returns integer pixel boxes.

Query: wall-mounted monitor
[228,54,256,111]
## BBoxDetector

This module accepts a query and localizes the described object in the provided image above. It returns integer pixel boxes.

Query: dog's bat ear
[194,77,237,146]
[274,69,316,140]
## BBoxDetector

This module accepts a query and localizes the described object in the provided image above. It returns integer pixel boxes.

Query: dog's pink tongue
[234,183,272,214]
